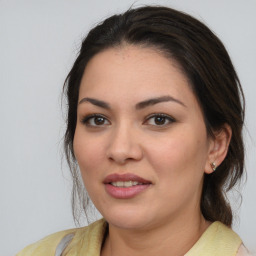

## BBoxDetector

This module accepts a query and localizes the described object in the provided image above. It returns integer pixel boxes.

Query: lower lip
[105,184,151,199]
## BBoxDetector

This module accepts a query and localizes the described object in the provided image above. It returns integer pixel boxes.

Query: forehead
[82,45,187,80]
[79,45,194,105]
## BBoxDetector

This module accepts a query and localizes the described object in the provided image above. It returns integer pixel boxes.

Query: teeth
[111,181,142,187]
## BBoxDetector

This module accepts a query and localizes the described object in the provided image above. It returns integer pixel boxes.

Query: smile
[111,181,144,187]
[104,173,152,199]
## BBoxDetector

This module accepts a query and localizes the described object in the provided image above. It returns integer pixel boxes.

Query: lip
[103,173,151,184]
[103,173,152,199]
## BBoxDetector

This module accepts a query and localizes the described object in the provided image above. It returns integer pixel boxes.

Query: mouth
[110,181,144,187]
[103,173,152,199]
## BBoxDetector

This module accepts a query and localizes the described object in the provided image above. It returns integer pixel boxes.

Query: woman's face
[73,45,215,230]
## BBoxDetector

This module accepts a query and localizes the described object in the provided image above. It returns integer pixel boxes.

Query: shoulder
[236,245,253,256]
[186,221,242,256]
[16,219,106,256]
[16,228,79,256]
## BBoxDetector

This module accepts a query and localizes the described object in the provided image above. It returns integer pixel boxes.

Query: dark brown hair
[63,6,245,226]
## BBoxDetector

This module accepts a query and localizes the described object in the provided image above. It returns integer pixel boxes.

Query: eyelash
[144,113,176,126]
[80,113,175,127]
[81,114,110,127]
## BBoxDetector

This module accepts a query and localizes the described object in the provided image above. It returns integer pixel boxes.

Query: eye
[81,114,110,127]
[144,114,175,126]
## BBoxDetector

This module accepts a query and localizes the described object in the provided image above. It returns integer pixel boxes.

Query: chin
[101,207,153,230]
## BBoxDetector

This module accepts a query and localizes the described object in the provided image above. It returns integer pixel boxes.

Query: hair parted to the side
[63,6,245,226]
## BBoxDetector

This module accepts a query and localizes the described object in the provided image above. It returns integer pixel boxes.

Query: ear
[204,124,232,174]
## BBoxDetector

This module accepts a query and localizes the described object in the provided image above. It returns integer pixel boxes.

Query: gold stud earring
[210,162,217,172]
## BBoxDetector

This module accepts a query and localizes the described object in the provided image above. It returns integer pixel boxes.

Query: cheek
[146,130,208,182]
[73,130,108,205]
[73,129,105,180]
[146,133,208,210]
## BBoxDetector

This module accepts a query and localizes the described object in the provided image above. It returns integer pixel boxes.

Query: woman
[17,6,251,256]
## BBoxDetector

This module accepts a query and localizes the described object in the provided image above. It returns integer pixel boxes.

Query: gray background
[0,0,255,255]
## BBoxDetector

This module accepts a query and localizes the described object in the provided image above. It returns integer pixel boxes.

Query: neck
[101,213,211,256]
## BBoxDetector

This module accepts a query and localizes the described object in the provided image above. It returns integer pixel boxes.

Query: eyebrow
[78,95,186,109]
[78,97,110,109]
[135,95,186,109]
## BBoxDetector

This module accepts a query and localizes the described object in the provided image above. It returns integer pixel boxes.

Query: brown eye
[94,117,105,125]
[82,114,110,127]
[145,114,175,126]
[154,116,166,125]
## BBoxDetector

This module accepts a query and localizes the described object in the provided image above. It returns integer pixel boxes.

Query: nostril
[106,129,143,163]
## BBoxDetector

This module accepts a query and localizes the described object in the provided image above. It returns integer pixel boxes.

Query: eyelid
[80,114,111,127]
[143,113,176,125]
[80,113,175,127]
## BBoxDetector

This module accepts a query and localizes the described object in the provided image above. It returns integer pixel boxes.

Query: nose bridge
[107,120,142,163]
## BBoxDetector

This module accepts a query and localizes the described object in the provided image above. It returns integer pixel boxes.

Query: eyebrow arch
[135,95,186,109]
[78,95,186,110]
[78,97,110,109]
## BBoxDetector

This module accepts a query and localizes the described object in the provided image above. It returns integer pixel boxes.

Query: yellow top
[17,219,242,256]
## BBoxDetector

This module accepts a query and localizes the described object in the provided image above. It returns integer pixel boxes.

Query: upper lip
[103,173,151,184]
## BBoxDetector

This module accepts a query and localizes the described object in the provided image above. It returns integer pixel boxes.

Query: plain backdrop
[0,0,255,255]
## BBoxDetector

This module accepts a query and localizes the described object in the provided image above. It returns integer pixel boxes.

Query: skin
[73,45,231,256]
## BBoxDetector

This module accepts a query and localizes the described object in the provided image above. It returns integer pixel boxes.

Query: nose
[106,124,143,164]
